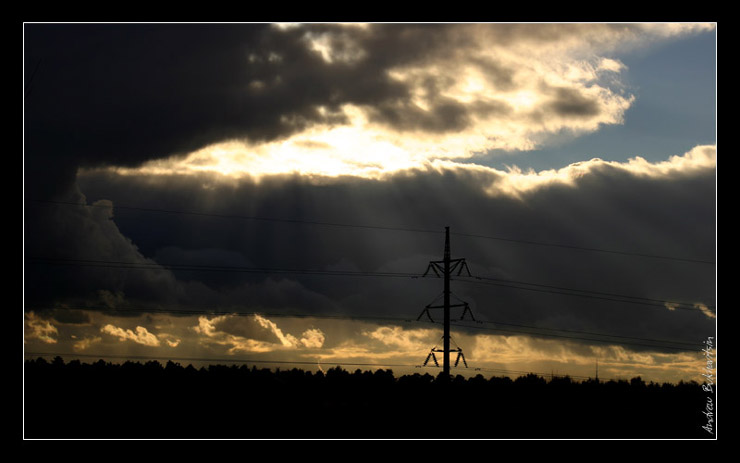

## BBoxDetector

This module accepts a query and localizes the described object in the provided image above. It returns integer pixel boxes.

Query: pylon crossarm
[426,302,467,309]
[418,227,474,374]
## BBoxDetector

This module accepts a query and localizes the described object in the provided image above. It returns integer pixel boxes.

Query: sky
[23,23,716,384]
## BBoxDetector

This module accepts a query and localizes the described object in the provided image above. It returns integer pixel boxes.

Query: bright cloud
[72,336,101,351]
[101,324,161,347]
[192,314,325,354]
[695,303,716,319]
[468,144,717,198]
[79,24,714,183]
[25,312,59,344]
[157,332,182,348]
[300,328,326,348]
[363,325,438,352]
[472,334,706,383]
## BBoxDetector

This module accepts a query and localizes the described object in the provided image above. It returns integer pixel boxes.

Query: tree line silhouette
[23,357,714,439]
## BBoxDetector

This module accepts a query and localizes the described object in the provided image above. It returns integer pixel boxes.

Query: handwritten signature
[701,336,715,435]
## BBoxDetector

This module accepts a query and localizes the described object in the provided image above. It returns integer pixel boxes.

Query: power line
[24,257,422,279]
[452,231,715,265]
[23,302,703,351]
[26,198,715,265]
[25,256,715,313]
[452,277,713,313]
[467,319,702,349]
[26,199,442,235]
[22,351,416,369]
[445,321,699,351]
[462,275,711,309]
[21,351,608,381]
[23,303,420,324]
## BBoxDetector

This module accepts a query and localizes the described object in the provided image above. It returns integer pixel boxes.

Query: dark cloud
[51,309,92,325]
[366,97,473,133]
[25,23,641,199]
[547,87,602,118]
[24,24,715,366]
[24,154,710,353]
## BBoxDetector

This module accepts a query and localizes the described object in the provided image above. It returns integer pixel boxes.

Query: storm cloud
[26,146,715,350]
[25,23,711,196]
[24,23,716,382]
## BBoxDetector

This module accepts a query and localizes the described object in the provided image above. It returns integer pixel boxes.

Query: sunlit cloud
[82,142,716,203]
[469,334,707,383]
[23,310,711,383]
[593,345,704,381]
[156,333,182,348]
[299,328,326,348]
[101,324,161,347]
[253,314,326,349]
[77,23,715,187]
[25,312,58,344]
[72,336,102,352]
[363,325,438,352]
[480,144,716,198]
[78,25,717,182]
[192,314,326,354]
[24,23,715,390]
[665,302,679,312]
[695,303,716,319]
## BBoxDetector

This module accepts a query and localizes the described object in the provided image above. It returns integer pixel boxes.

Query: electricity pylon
[419,227,473,377]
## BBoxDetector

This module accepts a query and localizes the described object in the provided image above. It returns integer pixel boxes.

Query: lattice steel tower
[418,227,475,377]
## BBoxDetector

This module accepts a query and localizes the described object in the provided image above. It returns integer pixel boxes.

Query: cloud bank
[25,23,713,194]
[24,24,716,383]
[27,145,716,354]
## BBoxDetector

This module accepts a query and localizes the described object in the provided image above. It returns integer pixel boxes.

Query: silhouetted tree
[23,358,714,439]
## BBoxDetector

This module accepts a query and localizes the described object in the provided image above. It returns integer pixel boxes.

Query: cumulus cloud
[695,303,716,319]
[665,302,679,312]
[72,336,101,352]
[471,334,706,383]
[69,144,716,351]
[192,314,325,354]
[101,324,161,347]
[155,332,182,348]
[443,144,717,199]
[363,325,438,351]
[25,188,187,312]
[27,23,713,192]
[299,328,326,348]
[24,24,715,383]
[25,312,58,344]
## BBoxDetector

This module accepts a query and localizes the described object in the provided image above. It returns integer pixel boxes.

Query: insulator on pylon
[453,351,468,368]
[460,303,476,321]
[457,261,472,277]
[423,263,441,278]
[417,308,435,322]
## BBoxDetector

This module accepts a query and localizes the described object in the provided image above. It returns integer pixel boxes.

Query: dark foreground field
[23,357,715,439]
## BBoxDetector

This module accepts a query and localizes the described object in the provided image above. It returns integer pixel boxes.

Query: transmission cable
[26,198,715,265]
